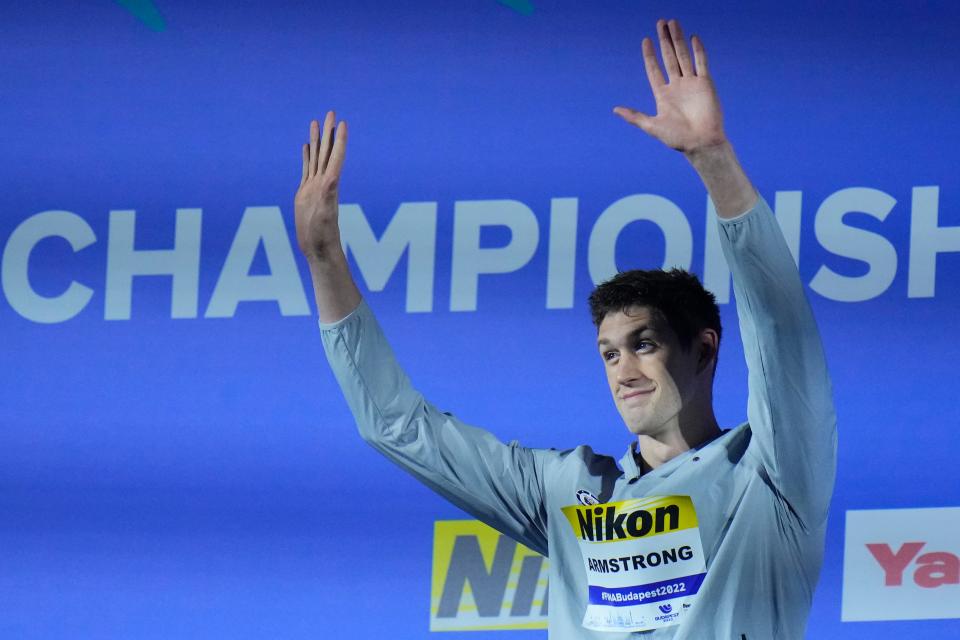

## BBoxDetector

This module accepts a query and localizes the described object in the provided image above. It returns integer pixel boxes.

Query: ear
[695,328,719,375]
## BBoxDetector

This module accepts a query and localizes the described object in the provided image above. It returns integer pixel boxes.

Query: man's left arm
[717,190,838,530]
[616,19,837,528]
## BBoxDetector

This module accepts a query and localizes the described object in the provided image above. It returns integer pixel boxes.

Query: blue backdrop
[2,1,958,638]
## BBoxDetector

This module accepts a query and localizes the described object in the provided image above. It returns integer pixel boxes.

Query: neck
[636,411,721,471]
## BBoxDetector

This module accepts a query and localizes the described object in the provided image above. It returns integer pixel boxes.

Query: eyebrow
[597,325,657,348]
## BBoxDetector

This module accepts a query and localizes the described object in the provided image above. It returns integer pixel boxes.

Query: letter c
[2,211,95,323]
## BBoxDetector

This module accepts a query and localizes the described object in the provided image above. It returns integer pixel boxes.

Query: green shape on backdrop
[498,0,535,15]
[114,0,167,32]
[113,1,532,33]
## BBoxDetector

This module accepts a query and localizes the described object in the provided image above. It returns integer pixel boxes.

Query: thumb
[613,106,655,134]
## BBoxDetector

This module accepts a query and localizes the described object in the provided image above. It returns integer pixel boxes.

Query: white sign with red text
[843,507,960,621]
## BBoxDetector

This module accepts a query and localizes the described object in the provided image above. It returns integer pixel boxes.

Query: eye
[602,351,618,362]
[636,340,655,353]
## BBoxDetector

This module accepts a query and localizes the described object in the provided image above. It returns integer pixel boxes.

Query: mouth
[621,388,655,400]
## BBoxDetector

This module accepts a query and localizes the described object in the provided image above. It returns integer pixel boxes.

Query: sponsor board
[843,507,960,622]
[431,520,548,631]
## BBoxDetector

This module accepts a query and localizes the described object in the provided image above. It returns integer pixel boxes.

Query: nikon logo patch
[563,496,697,543]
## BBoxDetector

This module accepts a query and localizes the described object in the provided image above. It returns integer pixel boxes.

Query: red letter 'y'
[866,542,925,586]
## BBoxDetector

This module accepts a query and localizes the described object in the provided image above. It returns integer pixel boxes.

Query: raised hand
[295,111,348,261]
[294,110,360,322]
[614,19,726,154]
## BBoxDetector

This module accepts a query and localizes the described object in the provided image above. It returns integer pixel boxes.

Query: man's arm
[295,113,551,554]
[616,19,837,528]
[294,112,362,323]
[716,196,838,529]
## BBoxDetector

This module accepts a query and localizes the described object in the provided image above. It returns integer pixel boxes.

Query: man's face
[596,305,704,437]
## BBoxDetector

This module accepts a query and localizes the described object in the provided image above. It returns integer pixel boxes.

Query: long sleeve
[319,300,552,556]
[717,195,838,530]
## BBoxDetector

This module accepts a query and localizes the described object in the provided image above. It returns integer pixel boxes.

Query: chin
[623,414,671,438]
[625,421,655,437]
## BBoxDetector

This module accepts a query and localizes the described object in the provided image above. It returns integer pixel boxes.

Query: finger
[641,37,666,91]
[308,119,319,177]
[657,18,681,80]
[318,110,336,174]
[613,106,654,135]
[691,35,710,77]
[325,120,348,184]
[668,19,694,77]
[300,143,309,187]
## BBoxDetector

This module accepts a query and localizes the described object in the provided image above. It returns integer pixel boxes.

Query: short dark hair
[588,268,722,356]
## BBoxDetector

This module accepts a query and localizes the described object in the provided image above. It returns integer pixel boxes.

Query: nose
[616,351,646,386]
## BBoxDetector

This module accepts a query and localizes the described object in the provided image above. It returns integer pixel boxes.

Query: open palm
[615,19,726,153]
[295,111,347,260]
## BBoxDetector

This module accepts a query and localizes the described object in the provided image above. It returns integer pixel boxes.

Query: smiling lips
[621,388,655,400]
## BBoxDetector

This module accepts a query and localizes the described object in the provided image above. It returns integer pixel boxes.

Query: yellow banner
[430,520,548,631]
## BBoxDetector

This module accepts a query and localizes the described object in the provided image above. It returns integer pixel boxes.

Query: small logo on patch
[659,604,673,614]
[575,489,600,506]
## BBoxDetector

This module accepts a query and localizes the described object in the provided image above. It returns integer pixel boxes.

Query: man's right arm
[319,298,551,555]
[295,112,551,554]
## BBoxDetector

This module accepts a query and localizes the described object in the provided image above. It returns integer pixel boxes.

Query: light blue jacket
[320,195,837,639]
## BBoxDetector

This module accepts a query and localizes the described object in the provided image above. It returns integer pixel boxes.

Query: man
[296,18,836,639]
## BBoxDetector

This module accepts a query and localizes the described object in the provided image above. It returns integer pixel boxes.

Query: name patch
[561,495,707,632]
